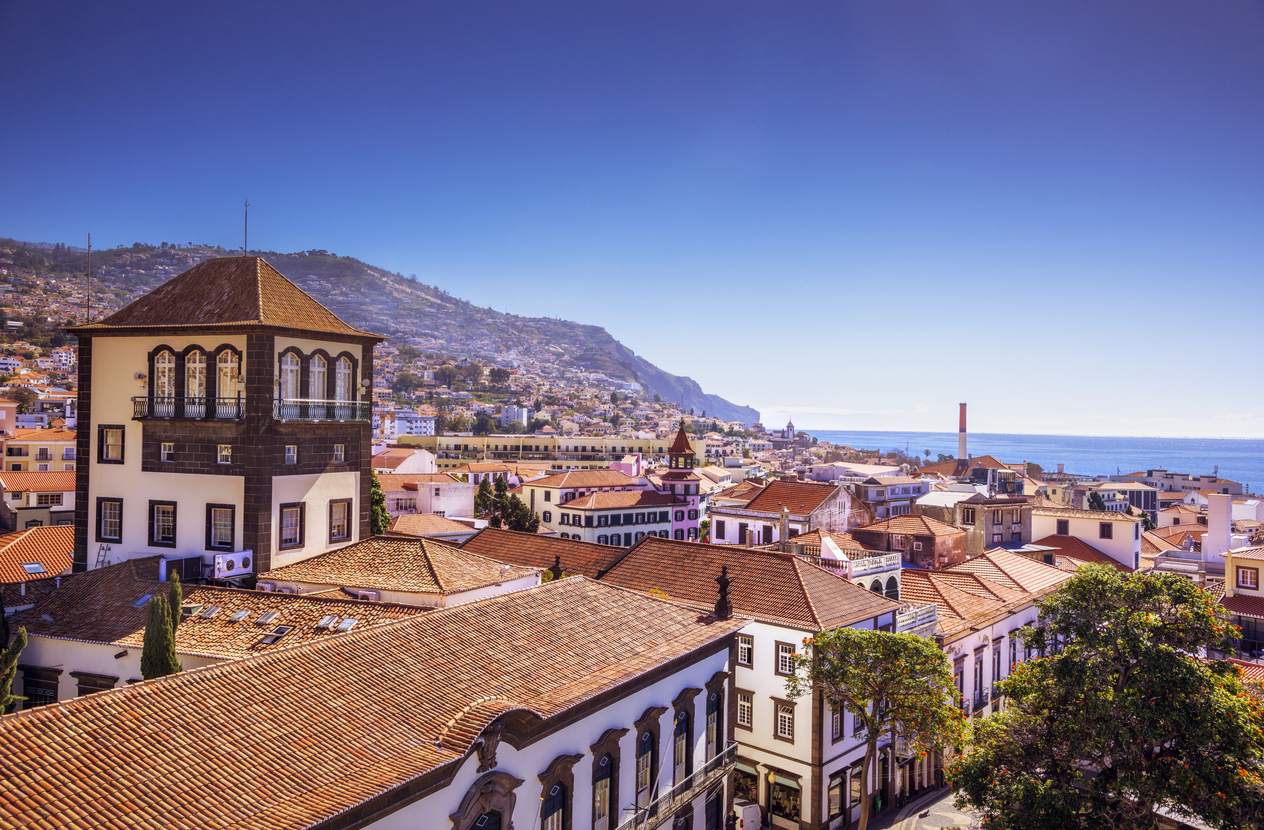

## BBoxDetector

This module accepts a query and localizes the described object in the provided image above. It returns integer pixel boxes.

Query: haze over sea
[807,430,1264,495]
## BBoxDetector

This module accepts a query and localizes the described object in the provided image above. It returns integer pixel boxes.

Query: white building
[68,256,382,577]
[1031,508,1142,571]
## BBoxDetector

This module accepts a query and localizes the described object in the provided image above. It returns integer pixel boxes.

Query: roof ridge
[790,558,824,629]
[419,537,447,592]
[254,256,266,323]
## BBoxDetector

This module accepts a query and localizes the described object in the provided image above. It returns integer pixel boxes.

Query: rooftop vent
[229,610,250,622]
[256,611,280,625]
[200,606,221,619]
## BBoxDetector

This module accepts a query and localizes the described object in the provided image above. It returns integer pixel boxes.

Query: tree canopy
[787,628,966,830]
[140,595,181,680]
[949,565,1264,830]
[370,470,390,535]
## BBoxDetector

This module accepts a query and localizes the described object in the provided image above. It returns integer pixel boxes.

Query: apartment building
[400,432,705,471]
[4,426,76,472]
[710,479,869,547]
[0,470,75,529]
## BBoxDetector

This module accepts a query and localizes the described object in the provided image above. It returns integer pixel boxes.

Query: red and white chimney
[958,403,967,461]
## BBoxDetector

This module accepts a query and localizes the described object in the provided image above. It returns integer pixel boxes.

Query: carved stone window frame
[590,728,627,830]
[538,752,583,830]
[449,770,524,830]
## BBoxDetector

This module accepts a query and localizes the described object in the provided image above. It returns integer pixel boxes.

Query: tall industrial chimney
[958,403,967,461]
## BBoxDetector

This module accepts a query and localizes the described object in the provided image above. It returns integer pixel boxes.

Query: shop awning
[772,774,800,790]
[736,763,758,775]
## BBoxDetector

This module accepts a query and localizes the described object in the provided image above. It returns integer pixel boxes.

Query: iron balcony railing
[614,741,737,830]
[133,396,245,420]
[274,399,371,422]
[974,687,990,711]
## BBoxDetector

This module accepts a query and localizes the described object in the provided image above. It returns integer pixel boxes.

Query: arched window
[184,350,206,417]
[541,782,565,830]
[706,689,723,760]
[473,812,501,830]
[870,579,882,593]
[636,731,656,808]
[215,350,241,417]
[309,354,327,399]
[153,350,175,398]
[279,352,300,401]
[593,755,614,830]
[885,576,900,600]
[673,709,692,783]
[335,356,352,401]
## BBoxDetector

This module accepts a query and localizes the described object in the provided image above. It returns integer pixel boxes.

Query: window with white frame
[737,634,753,667]
[98,499,122,541]
[280,504,303,547]
[737,692,753,728]
[217,444,231,464]
[209,506,233,548]
[776,642,795,676]
[775,702,794,740]
[333,444,345,463]
[285,445,298,465]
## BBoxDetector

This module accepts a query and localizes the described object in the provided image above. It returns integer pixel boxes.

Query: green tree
[610,391,620,406]
[397,344,421,362]
[166,572,182,632]
[787,628,966,830]
[1087,490,1108,511]
[7,387,37,414]
[937,453,956,463]
[475,478,494,516]
[0,626,27,712]
[139,595,181,680]
[500,494,540,534]
[473,413,495,435]
[370,470,390,535]
[489,476,509,527]
[488,367,511,386]
[610,412,622,429]
[949,565,1264,830]
[393,372,419,394]
[0,588,8,648]
[653,393,662,403]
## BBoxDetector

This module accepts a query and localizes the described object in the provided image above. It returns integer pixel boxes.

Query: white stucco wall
[271,471,360,569]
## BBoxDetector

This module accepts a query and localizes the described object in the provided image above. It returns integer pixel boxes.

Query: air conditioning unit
[214,550,253,579]
[257,582,276,592]
[358,591,379,601]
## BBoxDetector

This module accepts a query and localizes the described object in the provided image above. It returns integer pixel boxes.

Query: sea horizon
[803,428,1264,494]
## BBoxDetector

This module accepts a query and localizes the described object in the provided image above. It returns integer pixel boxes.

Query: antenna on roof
[243,200,249,256]
[85,232,91,321]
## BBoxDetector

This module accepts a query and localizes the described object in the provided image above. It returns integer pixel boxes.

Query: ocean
[806,430,1264,494]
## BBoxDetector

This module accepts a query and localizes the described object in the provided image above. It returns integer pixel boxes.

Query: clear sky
[3,2,1262,438]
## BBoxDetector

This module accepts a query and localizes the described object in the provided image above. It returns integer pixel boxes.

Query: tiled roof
[527,470,637,489]
[459,527,624,578]
[260,535,537,596]
[0,470,76,493]
[68,256,381,338]
[790,528,876,551]
[1230,546,1264,562]
[447,462,515,473]
[376,472,463,491]
[598,536,902,631]
[0,525,73,584]
[947,548,1074,593]
[1225,658,1264,682]
[714,479,765,503]
[563,490,687,510]
[1222,593,1264,620]
[900,569,1034,636]
[669,424,694,455]
[855,514,964,538]
[15,557,420,659]
[372,447,428,469]
[742,479,840,515]
[0,577,745,830]
[1033,507,1140,522]
[1030,535,1133,572]
[388,514,476,536]
[8,426,75,443]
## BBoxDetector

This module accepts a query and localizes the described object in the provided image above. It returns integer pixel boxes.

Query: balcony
[134,396,244,420]
[35,450,50,461]
[895,602,938,633]
[973,687,990,712]
[850,552,902,577]
[274,399,371,422]
[614,741,737,830]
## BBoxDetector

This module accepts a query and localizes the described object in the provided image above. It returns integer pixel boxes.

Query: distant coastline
[806,429,1264,493]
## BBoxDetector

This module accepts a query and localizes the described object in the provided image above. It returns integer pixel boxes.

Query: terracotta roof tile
[0,470,76,492]
[1029,535,1132,572]
[459,527,624,578]
[1230,546,1264,562]
[8,426,76,443]
[1033,507,1141,522]
[742,479,840,515]
[68,256,382,338]
[528,470,638,489]
[375,472,463,491]
[669,424,694,455]
[598,536,902,631]
[1222,593,1264,620]
[564,490,687,510]
[947,549,1076,593]
[0,525,73,583]
[855,514,965,538]
[387,514,475,536]
[15,557,420,659]
[0,577,745,830]
[260,536,537,596]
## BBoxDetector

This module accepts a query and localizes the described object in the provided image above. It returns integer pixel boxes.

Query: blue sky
[3,2,1262,437]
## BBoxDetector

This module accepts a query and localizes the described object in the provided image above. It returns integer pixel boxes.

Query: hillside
[0,239,759,423]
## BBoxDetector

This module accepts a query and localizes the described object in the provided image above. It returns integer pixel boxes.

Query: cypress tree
[0,626,27,712]
[140,596,181,680]
[0,588,9,646]
[166,572,182,631]
[370,470,390,535]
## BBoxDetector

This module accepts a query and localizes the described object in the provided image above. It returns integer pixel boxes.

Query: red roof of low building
[460,527,624,578]
[1030,534,1133,572]
[855,514,964,538]
[0,525,73,583]
[0,470,76,493]
[742,479,840,515]
[1222,593,1264,620]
